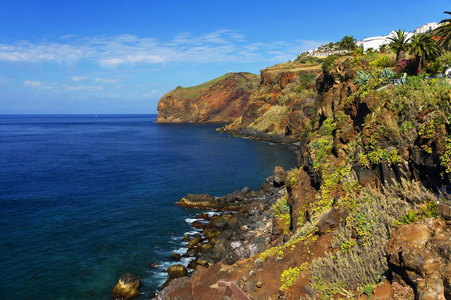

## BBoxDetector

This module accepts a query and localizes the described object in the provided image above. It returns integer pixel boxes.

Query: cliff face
[155,53,451,300]
[156,72,259,123]
[223,61,323,143]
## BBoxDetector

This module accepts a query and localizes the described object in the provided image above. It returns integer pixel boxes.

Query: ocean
[0,114,297,299]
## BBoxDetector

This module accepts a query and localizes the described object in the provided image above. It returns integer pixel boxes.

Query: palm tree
[388,29,411,61]
[409,34,440,73]
[340,36,356,51]
[434,11,451,50]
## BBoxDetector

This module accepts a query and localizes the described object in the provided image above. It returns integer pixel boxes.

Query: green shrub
[319,118,337,136]
[355,71,371,86]
[370,56,388,68]
[273,197,290,216]
[441,140,451,174]
[364,284,374,298]
[322,55,338,71]
[310,137,333,170]
[399,121,413,132]
[280,262,309,291]
[380,68,394,79]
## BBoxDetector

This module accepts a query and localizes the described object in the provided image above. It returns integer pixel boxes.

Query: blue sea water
[0,114,297,299]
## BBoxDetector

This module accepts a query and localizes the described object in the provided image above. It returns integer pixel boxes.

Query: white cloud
[142,89,163,98]
[65,85,102,91]
[23,79,103,92]
[94,77,118,83]
[71,76,88,82]
[24,80,41,86]
[0,31,326,67]
[24,80,54,90]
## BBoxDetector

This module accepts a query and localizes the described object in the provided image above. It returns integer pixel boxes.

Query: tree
[388,29,411,61]
[434,11,451,50]
[340,36,357,51]
[409,34,440,73]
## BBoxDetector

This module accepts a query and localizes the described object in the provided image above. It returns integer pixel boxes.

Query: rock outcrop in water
[112,273,141,300]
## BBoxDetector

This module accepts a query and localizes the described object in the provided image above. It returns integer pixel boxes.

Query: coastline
[153,166,292,299]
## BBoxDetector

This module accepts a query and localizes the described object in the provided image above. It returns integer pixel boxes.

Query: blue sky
[1,0,449,114]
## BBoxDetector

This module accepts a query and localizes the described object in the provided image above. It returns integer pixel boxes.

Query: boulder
[273,166,286,187]
[316,206,345,235]
[171,252,181,261]
[248,202,263,216]
[191,220,204,229]
[112,273,141,300]
[167,264,188,278]
[187,235,202,248]
[385,220,451,300]
[177,194,220,209]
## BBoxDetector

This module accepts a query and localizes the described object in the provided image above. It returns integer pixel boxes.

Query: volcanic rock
[167,264,188,278]
[156,72,259,123]
[178,193,219,209]
[112,273,141,300]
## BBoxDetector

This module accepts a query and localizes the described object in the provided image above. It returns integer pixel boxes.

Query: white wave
[185,218,198,224]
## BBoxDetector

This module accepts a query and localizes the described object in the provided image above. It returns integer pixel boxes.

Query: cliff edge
[156,72,259,123]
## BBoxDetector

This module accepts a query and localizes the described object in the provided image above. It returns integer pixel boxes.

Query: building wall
[414,22,438,34]
[363,31,413,53]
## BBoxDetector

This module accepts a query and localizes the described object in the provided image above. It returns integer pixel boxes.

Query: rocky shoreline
[153,166,290,299]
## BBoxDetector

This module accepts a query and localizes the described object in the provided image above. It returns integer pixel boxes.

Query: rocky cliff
[156,72,259,123]
[152,52,451,299]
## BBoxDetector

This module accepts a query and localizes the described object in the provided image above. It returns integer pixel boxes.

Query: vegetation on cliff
[156,11,451,299]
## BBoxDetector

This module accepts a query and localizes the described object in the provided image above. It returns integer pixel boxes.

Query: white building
[362,35,389,52]
[414,22,439,34]
[362,31,414,52]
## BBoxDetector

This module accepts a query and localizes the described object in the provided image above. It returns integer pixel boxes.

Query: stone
[273,166,286,187]
[385,220,450,300]
[183,235,190,242]
[254,258,263,269]
[177,193,220,209]
[196,259,208,266]
[214,219,228,229]
[227,216,238,228]
[240,186,251,198]
[316,206,344,235]
[187,235,202,248]
[112,273,141,300]
[187,260,197,270]
[301,286,316,299]
[248,201,263,216]
[440,263,451,299]
[183,248,197,257]
[167,264,188,278]
[247,280,255,293]
[416,271,445,300]
[240,225,248,232]
[191,220,204,229]
[171,252,181,261]
[230,241,241,249]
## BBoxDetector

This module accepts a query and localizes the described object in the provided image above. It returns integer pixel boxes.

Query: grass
[170,72,259,99]
[248,105,292,134]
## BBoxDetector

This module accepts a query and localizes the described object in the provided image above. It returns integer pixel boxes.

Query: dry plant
[310,181,435,297]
